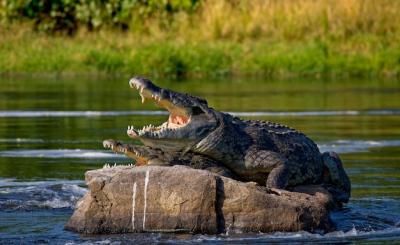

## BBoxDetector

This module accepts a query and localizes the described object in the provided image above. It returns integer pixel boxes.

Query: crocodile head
[127,76,218,152]
[103,139,169,166]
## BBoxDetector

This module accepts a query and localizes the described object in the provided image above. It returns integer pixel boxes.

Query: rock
[65,165,334,234]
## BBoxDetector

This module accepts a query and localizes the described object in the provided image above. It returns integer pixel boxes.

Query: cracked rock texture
[65,165,333,234]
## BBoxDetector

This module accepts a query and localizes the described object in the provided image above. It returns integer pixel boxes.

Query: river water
[0,76,399,244]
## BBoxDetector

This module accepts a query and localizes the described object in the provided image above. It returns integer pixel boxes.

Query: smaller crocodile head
[127,76,218,152]
[103,139,168,166]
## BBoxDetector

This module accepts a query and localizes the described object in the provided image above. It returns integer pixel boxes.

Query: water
[0,76,399,244]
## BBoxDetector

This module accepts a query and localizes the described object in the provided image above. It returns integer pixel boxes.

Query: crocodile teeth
[140,93,145,103]
[140,87,146,103]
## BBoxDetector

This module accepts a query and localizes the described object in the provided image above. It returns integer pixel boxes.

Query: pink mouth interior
[168,114,189,128]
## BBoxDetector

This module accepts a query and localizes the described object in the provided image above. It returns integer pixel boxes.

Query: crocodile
[104,76,351,203]
[103,139,236,179]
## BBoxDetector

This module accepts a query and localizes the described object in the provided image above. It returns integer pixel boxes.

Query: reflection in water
[0,76,400,243]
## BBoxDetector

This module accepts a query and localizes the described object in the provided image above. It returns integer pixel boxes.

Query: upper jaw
[129,76,187,114]
[128,76,191,139]
[129,76,163,103]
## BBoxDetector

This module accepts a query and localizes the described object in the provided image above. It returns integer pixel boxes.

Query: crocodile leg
[245,149,290,189]
[103,139,170,166]
[322,151,351,203]
[175,154,238,179]
[266,164,291,189]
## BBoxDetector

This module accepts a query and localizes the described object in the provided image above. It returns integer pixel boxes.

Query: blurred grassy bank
[1,0,400,78]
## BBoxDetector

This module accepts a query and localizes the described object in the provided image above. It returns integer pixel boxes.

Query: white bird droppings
[143,170,150,230]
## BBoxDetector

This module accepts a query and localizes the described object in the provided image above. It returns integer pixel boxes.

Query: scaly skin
[104,76,351,204]
[103,139,236,179]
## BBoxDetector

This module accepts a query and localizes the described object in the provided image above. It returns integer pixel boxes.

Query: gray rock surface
[65,165,334,234]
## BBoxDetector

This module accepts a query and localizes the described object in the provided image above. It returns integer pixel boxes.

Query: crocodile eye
[191,106,204,116]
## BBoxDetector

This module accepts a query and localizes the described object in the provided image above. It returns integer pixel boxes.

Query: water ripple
[0,149,127,159]
[0,110,167,117]
[318,140,400,153]
[0,179,87,211]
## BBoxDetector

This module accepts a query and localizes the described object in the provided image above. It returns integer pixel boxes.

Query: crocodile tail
[321,151,351,204]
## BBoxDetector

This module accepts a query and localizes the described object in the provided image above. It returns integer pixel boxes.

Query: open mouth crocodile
[104,76,351,204]
[126,77,217,153]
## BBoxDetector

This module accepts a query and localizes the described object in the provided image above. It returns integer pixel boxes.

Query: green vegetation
[1,0,400,78]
